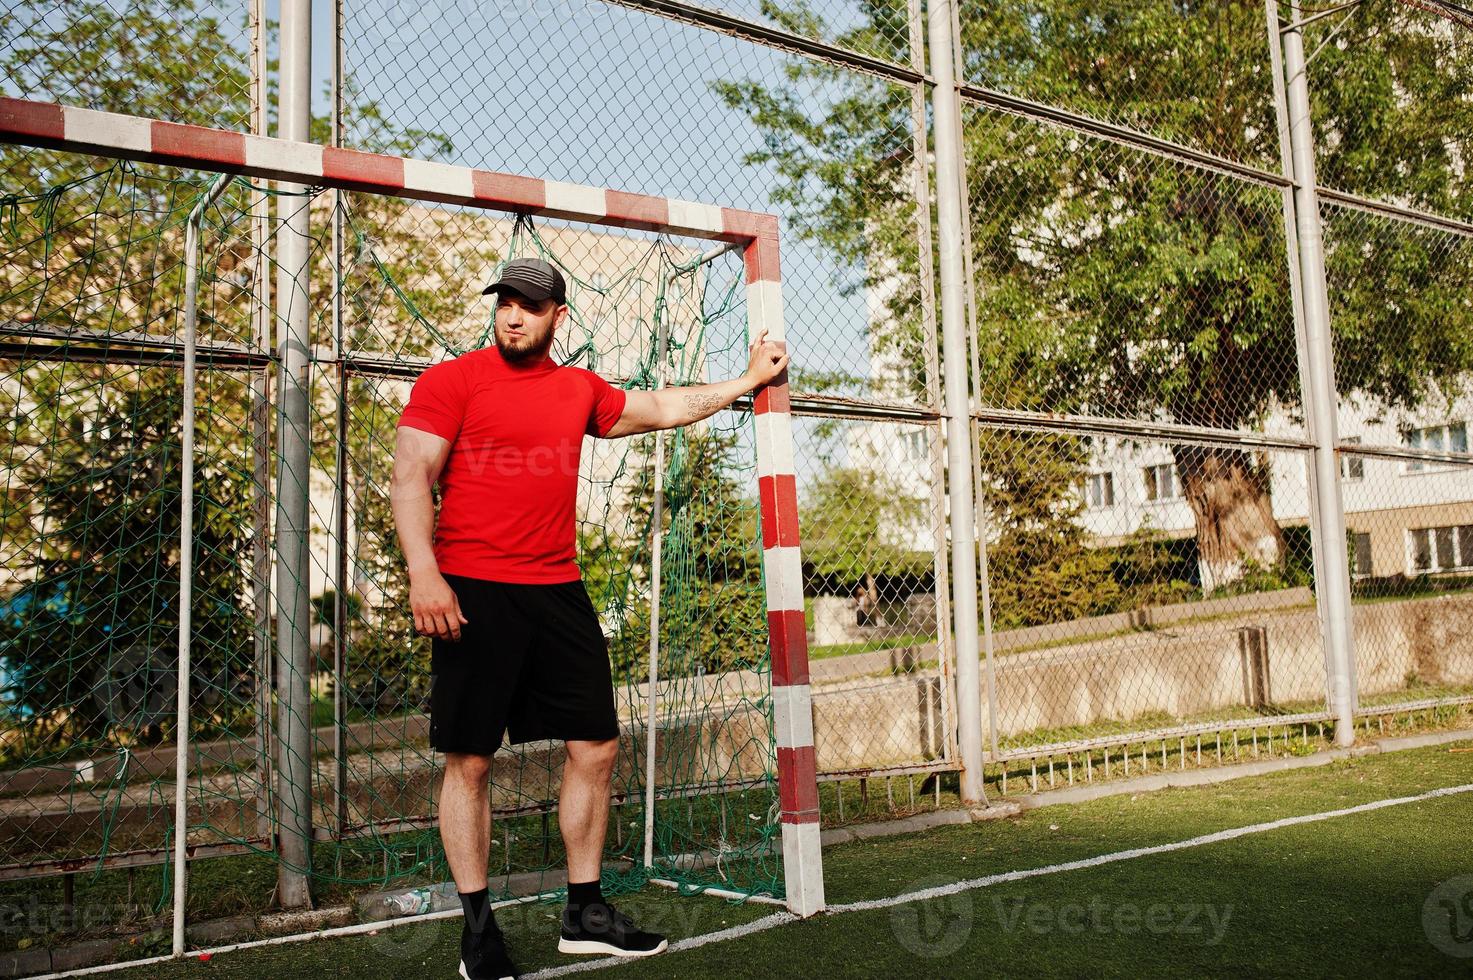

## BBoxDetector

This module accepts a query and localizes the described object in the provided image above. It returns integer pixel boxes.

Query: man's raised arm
[602,329,791,438]
[390,425,467,641]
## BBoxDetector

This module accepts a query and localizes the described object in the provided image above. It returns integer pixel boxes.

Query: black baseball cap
[482,257,567,304]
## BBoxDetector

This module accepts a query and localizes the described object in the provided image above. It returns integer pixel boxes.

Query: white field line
[525,781,1473,978]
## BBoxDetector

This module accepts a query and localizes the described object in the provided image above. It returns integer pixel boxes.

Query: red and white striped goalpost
[0,97,826,917]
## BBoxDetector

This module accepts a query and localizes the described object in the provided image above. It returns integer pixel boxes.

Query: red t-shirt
[396,346,627,584]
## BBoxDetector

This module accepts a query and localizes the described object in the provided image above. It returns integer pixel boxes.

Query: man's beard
[496,326,555,363]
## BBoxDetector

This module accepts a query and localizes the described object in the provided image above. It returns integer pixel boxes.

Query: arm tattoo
[682,391,724,420]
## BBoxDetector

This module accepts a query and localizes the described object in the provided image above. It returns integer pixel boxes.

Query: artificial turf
[112,738,1473,978]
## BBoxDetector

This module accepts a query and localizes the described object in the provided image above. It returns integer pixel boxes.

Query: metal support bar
[1280,1,1364,33]
[1316,186,1473,239]
[174,171,233,958]
[956,84,1291,191]
[0,321,266,361]
[1279,13,1359,746]
[925,0,985,804]
[0,338,268,369]
[1265,0,1330,753]
[949,0,1000,765]
[273,0,315,909]
[248,0,276,850]
[972,405,1316,452]
[907,0,957,768]
[643,271,672,869]
[330,0,350,845]
[1333,443,1473,467]
[605,0,927,85]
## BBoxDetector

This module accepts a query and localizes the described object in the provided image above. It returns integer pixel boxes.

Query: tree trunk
[858,569,880,626]
[1171,445,1285,594]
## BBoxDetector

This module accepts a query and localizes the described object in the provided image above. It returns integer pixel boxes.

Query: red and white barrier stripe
[0,97,777,244]
[745,228,824,918]
[0,95,825,917]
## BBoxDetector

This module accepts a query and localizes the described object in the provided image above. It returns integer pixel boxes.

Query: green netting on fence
[0,157,783,915]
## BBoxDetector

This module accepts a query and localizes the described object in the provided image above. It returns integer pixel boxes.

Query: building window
[1408,524,1473,574]
[1340,437,1364,481]
[1403,421,1468,473]
[901,430,928,462]
[1349,532,1372,577]
[1143,463,1181,502]
[1084,472,1114,509]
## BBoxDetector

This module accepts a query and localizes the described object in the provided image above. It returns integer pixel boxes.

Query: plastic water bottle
[386,887,432,915]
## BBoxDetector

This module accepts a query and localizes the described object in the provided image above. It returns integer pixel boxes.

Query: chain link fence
[0,0,1470,961]
[1306,0,1473,718]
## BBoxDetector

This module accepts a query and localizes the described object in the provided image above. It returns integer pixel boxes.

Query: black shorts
[428,574,620,755]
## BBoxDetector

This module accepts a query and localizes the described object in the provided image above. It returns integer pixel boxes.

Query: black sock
[459,888,493,934]
[566,879,604,910]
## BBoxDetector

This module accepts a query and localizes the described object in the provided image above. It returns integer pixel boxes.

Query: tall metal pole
[175,173,233,957]
[1279,15,1358,745]
[274,0,315,908]
[642,272,671,869]
[1265,0,1331,738]
[908,0,957,768]
[331,0,350,845]
[925,0,985,802]
[247,0,275,851]
[949,0,1000,767]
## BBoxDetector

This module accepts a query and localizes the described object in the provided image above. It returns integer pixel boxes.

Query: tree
[1110,523,1197,609]
[608,428,767,681]
[801,465,932,614]
[0,0,468,747]
[0,0,264,754]
[0,368,255,756]
[716,0,1473,593]
[978,430,1123,627]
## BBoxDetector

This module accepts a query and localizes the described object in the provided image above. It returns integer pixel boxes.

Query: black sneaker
[459,919,519,980]
[558,901,668,957]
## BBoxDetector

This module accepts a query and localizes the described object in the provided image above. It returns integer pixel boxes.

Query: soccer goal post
[0,95,824,939]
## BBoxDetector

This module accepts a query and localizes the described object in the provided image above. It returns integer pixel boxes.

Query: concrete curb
[807,728,1473,843]
[1013,727,1473,810]
[818,804,1023,847]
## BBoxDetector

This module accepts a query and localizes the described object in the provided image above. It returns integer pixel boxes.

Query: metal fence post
[175,172,233,956]
[906,0,958,770]
[643,271,671,870]
[948,0,1001,767]
[274,0,316,908]
[1276,9,1359,745]
[247,0,276,848]
[331,0,351,845]
[925,0,985,803]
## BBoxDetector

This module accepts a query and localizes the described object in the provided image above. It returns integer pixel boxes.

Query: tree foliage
[979,430,1122,627]
[0,370,255,758]
[802,465,931,584]
[608,428,767,681]
[718,0,1473,598]
[0,0,468,746]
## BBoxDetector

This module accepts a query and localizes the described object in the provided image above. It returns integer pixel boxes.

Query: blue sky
[270,0,883,409]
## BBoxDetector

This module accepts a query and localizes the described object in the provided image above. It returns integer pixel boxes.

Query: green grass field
[113,737,1473,979]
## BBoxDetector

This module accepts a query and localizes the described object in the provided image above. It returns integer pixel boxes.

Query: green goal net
[0,153,784,922]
